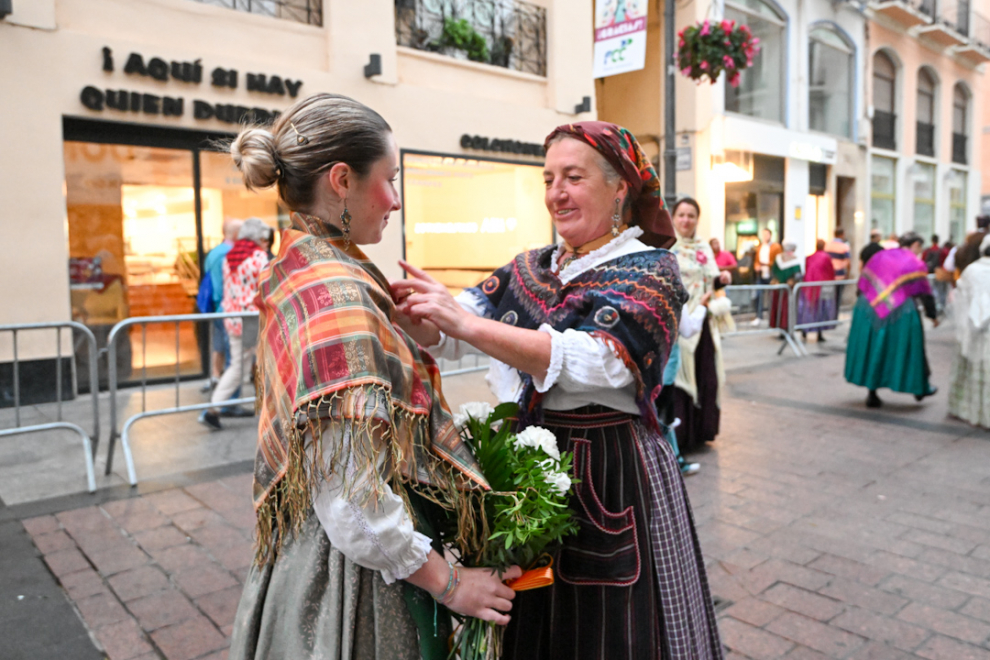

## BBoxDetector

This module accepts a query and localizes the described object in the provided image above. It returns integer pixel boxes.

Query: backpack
[196,274,215,313]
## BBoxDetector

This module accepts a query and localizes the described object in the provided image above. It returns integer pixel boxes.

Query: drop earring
[340,200,352,249]
[611,198,622,237]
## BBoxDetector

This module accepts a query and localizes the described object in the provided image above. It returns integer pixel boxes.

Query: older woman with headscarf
[396,122,723,659]
[845,232,938,408]
[949,235,990,428]
[768,241,803,331]
[670,198,733,454]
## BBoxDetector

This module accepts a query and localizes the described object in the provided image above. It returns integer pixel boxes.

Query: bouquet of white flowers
[447,401,578,659]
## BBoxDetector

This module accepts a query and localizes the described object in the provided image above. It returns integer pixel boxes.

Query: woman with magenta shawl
[845,232,938,408]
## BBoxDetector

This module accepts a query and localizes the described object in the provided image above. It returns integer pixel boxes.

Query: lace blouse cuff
[380,531,433,585]
[532,324,565,393]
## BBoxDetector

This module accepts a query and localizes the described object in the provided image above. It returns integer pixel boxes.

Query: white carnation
[453,401,494,429]
[545,470,572,496]
[513,426,560,460]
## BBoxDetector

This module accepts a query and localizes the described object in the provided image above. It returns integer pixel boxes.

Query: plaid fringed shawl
[251,214,488,563]
[468,246,687,432]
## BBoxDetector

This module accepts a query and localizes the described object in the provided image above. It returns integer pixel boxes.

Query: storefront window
[808,27,853,138]
[725,0,786,123]
[402,153,551,291]
[911,163,935,239]
[948,170,967,244]
[870,156,896,237]
[65,140,281,389]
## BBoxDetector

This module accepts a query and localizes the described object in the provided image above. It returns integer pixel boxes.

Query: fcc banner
[593,0,648,78]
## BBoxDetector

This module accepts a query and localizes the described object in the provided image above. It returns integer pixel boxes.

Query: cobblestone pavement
[13,326,990,659]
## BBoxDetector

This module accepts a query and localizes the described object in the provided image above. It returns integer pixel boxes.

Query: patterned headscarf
[544,121,676,249]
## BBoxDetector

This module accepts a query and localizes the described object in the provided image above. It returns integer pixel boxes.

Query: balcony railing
[939,0,970,35]
[189,0,322,25]
[973,11,990,50]
[916,121,935,156]
[952,132,967,164]
[873,110,897,150]
[395,0,548,76]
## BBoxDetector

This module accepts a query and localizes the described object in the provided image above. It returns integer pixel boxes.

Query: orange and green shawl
[251,213,488,563]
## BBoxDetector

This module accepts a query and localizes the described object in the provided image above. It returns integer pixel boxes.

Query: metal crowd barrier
[105,311,258,486]
[721,283,803,357]
[0,322,99,492]
[788,278,857,356]
[437,354,490,377]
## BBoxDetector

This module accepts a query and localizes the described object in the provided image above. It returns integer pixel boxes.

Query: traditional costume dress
[949,238,990,428]
[844,247,937,399]
[431,122,723,660]
[229,214,488,660]
[671,237,732,453]
[797,248,837,337]
[768,251,803,330]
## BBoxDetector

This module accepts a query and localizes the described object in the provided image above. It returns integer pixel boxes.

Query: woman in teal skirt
[845,232,939,408]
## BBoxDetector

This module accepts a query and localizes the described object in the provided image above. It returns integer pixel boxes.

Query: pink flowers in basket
[677,19,760,87]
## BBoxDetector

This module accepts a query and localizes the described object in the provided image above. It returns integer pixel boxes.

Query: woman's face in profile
[672,203,699,239]
[347,133,402,246]
[543,138,625,247]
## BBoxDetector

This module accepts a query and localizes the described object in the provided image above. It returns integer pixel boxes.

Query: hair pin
[289,121,309,145]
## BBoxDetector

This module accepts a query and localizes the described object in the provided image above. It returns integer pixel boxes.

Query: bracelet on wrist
[434,560,460,604]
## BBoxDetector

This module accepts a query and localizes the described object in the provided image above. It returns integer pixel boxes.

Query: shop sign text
[80,47,305,124]
[460,134,544,157]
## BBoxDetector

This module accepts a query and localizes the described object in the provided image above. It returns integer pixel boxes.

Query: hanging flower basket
[677,20,760,87]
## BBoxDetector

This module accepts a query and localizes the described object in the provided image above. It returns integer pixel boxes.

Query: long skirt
[229,511,447,660]
[673,321,721,453]
[796,288,837,332]
[502,406,723,660]
[844,297,934,397]
[768,289,789,329]
[949,347,990,428]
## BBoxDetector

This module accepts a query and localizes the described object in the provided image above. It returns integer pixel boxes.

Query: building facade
[866,0,988,248]
[0,0,593,391]
[596,0,986,267]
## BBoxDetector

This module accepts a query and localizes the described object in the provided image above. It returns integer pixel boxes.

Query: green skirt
[844,296,934,396]
[229,506,451,660]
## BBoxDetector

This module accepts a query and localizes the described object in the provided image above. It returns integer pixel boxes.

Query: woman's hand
[445,565,524,625]
[700,291,712,307]
[719,270,732,285]
[394,260,475,341]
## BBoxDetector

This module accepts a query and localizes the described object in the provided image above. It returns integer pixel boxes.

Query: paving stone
[896,601,990,645]
[863,551,947,584]
[21,515,59,536]
[885,512,954,535]
[901,529,980,556]
[195,586,242,629]
[67,528,131,554]
[150,544,215,574]
[126,589,199,631]
[878,573,971,610]
[75,591,130,628]
[741,559,832,596]
[782,646,830,660]
[187,524,249,553]
[95,617,153,660]
[151,615,227,660]
[32,529,77,554]
[44,548,91,577]
[171,508,227,533]
[830,608,930,652]
[719,616,795,659]
[144,489,203,516]
[806,554,888,586]
[213,542,254,572]
[938,571,990,601]
[846,641,918,659]
[920,548,990,580]
[132,525,190,552]
[59,568,108,600]
[762,583,845,622]
[766,612,865,657]
[102,498,159,520]
[86,543,149,577]
[199,651,229,660]
[174,563,238,599]
[960,597,990,624]
[914,634,990,660]
[56,507,112,534]
[818,577,909,616]
[108,565,170,602]
[723,597,787,627]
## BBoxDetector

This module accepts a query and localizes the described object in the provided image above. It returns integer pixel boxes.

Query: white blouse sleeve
[531,324,635,394]
[310,425,433,585]
[428,289,490,361]
[679,304,708,339]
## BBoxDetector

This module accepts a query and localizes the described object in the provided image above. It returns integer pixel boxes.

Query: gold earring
[340,201,352,249]
[611,199,621,237]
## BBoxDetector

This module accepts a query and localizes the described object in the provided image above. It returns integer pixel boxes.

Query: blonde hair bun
[231,127,279,190]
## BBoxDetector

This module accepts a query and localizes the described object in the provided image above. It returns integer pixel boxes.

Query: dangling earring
[611,198,622,237]
[340,200,352,249]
